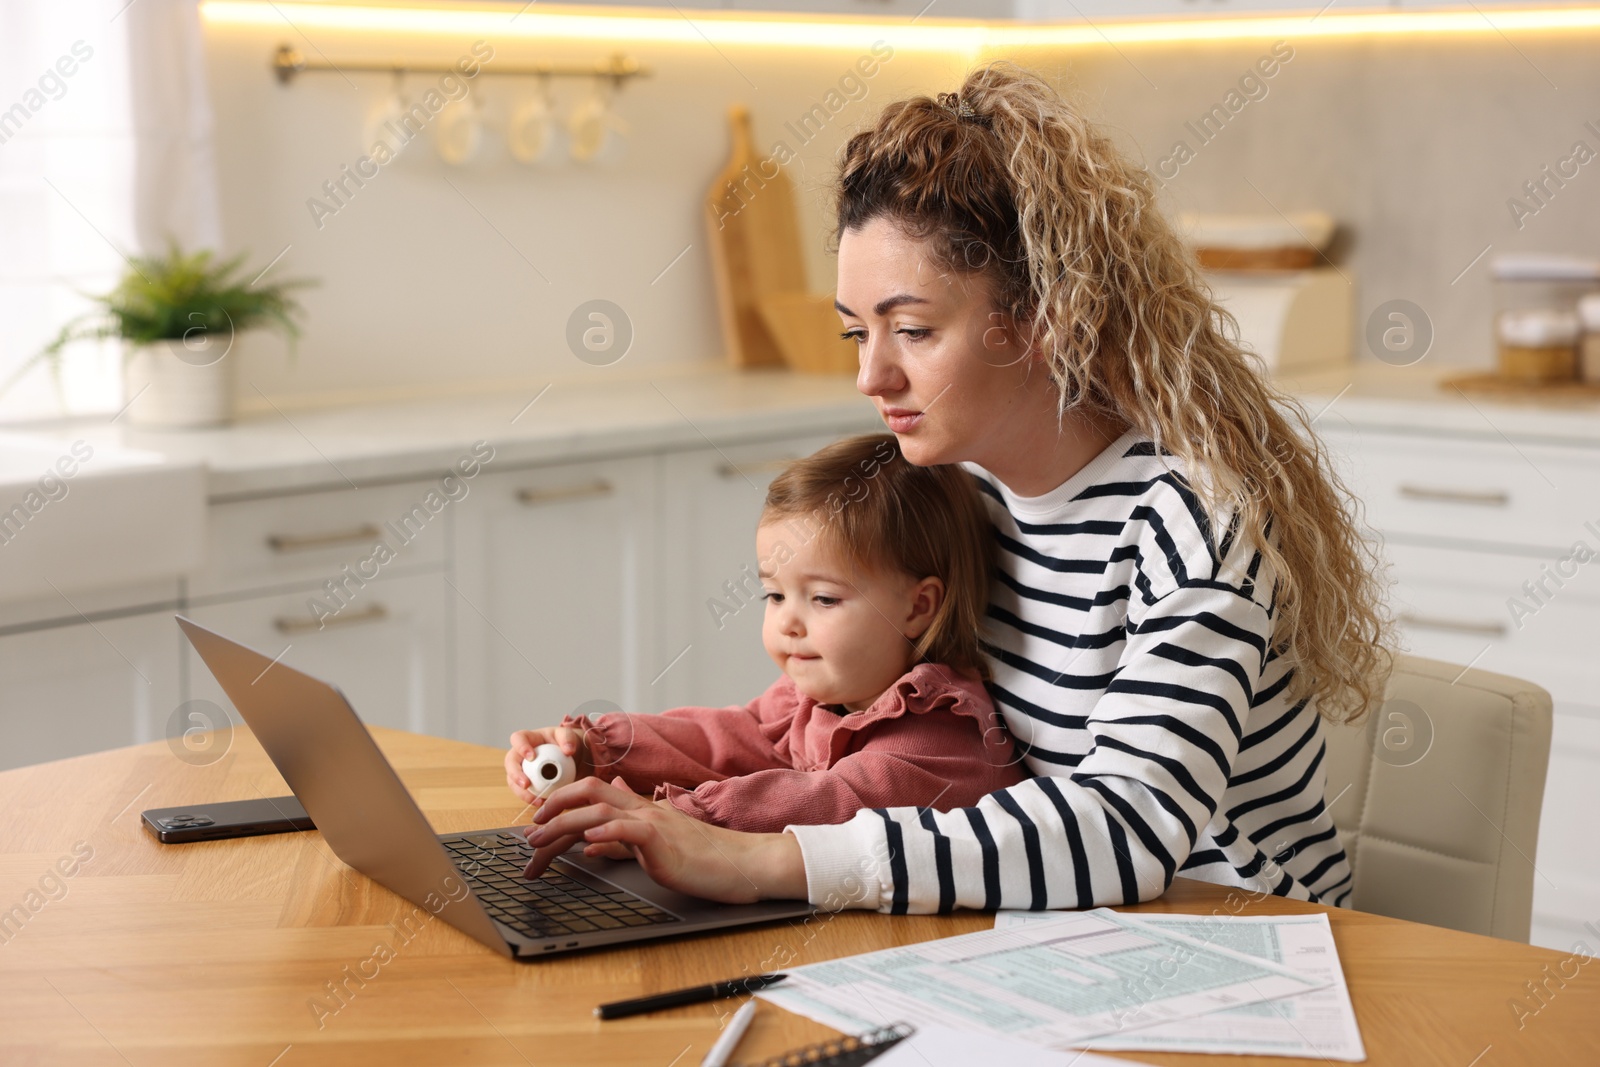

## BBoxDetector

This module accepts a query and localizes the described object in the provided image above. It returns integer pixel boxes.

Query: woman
[522,63,1393,913]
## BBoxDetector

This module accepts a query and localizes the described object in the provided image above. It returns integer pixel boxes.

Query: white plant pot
[121,336,239,429]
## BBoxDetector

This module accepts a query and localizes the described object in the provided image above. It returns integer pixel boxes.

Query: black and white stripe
[786,430,1353,913]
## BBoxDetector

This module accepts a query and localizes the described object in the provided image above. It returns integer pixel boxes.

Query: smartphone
[141,796,314,843]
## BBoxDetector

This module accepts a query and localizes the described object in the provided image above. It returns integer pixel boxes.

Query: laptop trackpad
[554,851,807,922]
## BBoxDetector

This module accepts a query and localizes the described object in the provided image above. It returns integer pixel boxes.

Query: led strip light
[201,1,1600,49]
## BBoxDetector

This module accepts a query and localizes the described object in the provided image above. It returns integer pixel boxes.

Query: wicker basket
[1497,342,1577,383]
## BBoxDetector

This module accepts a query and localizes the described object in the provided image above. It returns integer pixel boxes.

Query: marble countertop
[57,364,883,500]
[1275,361,1600,448]
[17,359,1600,502]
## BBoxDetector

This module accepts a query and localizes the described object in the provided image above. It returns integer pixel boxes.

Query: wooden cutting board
[704,104,807,368]
[1441,371,1600,401]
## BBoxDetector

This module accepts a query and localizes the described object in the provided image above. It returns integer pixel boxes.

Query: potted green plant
[30,243,315,429]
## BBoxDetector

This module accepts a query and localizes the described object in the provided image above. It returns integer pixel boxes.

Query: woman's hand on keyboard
[519,776,807,904]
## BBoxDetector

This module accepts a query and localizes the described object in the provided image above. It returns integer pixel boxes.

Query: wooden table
[2,727,1596,1066]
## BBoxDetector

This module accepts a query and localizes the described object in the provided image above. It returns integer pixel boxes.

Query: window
[1,0,204,423]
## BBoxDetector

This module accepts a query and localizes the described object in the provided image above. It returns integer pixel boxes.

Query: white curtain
[0,0,219,421]
[126,0,221,256]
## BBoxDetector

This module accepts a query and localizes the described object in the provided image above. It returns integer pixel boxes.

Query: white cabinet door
[652,435,850,715]
[182,572,452,738]
[1316,421,1600,953]
[1530,706,1600,953]
[1379,541,1600,707]
[192,479,450,599]
[0,610,182,771]
[453,457,656,748]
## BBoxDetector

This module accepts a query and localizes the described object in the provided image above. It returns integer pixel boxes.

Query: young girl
[503,433,1027,834]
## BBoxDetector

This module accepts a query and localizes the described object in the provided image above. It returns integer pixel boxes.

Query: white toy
[522,743,577,799]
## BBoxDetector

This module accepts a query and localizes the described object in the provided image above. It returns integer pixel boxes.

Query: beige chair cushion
[1322,653,1552,942]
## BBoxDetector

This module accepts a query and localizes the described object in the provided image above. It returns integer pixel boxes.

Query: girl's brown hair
[763,433,995,682]
[829,62,1394,723]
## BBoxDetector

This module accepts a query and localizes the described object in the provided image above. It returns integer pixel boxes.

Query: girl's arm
[566,685,793,793]
[656,707,1027,833]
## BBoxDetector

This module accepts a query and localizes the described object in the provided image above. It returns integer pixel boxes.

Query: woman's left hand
[519,776,807,904]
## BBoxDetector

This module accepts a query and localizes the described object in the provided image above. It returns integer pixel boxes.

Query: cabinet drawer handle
[274,603,389,635]
[1398,611,1508,638]
[1397,485,1510,507]
[266,523,383,553]
[717,458,797,479]
[516,480,614,506]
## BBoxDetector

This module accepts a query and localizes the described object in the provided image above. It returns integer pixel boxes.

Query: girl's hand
[505,727,593,806]
[519,776,808,904]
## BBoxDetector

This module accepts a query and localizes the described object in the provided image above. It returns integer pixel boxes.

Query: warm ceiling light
[991,6,1600,46]
[200,1,1600,49]
[199,1,986,51]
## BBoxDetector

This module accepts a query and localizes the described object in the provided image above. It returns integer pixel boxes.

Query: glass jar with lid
[1491,253,1600,382]
[1580,293,1600,384]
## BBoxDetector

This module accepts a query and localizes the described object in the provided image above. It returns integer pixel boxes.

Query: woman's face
[836,216,1039,470]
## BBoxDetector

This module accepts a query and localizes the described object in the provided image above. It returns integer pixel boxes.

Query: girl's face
[756,521,942,712]
[836,215,1039,471]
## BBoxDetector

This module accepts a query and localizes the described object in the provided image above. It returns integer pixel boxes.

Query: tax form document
[756,908,1328,1048]
[995,911,1366,1060]
[871,1023,1154,1067]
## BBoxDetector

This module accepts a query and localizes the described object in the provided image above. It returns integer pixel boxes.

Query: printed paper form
[755,907,1328,1048]
[870,1023,1154,1067]
[996,910,1366,1061]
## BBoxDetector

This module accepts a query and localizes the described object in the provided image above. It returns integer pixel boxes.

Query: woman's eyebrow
[834,293,932,318]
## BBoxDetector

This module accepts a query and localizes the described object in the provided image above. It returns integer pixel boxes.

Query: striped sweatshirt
[785,428,1354,913]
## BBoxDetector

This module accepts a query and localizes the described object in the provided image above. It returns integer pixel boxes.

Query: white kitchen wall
[201,14,1600,404]
[1013,31,1600,375]
[202,17,975,406]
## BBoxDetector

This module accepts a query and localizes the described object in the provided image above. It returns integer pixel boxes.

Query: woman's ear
[902,576,945,641]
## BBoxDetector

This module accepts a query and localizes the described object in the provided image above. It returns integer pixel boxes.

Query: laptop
[176,616,814,960]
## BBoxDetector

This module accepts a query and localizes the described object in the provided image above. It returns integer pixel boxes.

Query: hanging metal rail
[270,45,650,86]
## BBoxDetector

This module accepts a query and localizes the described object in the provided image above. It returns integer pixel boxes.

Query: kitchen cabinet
[179,475,458,739]
[1316,419,1600,953]
[452,456,657,749]
[183,571,453,738]
[0,396,875,769]
[0,609,183,771]
[190,480,448,599]
[651,434,843,715]
[1318,424,1600,695]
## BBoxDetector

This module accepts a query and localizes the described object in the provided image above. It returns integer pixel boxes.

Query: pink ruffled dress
[559,662,1029,834]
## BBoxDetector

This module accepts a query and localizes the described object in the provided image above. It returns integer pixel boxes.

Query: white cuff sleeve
[783,815,892,912]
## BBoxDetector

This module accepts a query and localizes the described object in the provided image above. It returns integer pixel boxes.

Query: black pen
[594,973,788,1020]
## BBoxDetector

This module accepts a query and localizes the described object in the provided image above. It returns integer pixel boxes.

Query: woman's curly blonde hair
[829,62,1395,723]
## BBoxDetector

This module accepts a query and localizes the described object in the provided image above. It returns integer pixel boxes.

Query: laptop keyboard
[443,832,678,941]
